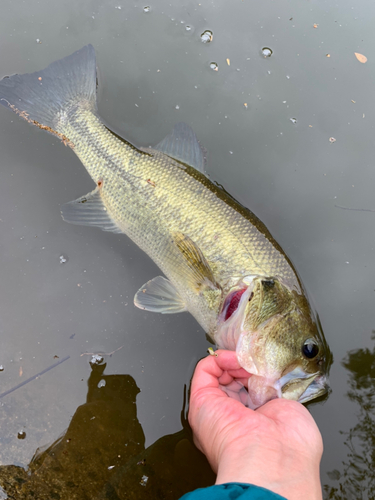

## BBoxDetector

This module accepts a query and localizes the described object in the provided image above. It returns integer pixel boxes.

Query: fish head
[216,276,330,409]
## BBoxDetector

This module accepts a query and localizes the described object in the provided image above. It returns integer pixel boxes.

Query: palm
[189,350,322,473]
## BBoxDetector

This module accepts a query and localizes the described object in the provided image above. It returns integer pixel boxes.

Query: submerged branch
[0,356,70,399]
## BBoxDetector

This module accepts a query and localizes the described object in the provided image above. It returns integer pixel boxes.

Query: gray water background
[0,0,374,496]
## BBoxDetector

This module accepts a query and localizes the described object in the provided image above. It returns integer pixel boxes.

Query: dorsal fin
[155,122,206,174]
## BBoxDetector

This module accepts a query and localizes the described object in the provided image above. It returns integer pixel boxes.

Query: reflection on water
[0,361,214,499]
[324,331,375,500]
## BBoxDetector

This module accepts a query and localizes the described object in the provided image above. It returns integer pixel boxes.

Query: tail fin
[0,45,97,140]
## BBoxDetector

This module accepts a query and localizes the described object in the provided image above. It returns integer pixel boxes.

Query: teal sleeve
[179,483,287,500]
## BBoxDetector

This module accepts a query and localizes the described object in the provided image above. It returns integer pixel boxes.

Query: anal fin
[61,186,122,233]
[134,276,187,314]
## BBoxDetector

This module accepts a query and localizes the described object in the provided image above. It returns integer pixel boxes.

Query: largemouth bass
[0,45,330,408]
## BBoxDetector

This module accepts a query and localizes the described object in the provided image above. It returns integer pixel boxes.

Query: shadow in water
[0,360,215,499]
[324,331,375,499]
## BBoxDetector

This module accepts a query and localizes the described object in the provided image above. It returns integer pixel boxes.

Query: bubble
[185,25,192,31]
[143,6,150,12]
[290,118,297,124]
[90,354,104,366]
[175,105,180,110]
[0,366,3,372]
[59,255,67,264]
[201,30,213,43]
[261,47,273,58]
[17,431,26,440]
[209,62,218,71]
[140,475,149,486]
[36,39,42,44]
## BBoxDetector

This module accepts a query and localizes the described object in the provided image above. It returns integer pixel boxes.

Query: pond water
[0,0,374,498]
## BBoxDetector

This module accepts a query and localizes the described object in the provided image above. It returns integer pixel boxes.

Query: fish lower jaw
[280,371,327,403]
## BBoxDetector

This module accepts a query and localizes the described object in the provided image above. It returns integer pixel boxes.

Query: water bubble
[261,47,273,58]
[90,354,104,366]
[36,39,42,44]
[98,379,106,388]
[201,30,213,43]
[175,105,180,110]
[185,25,192,31]
[115,5,122,9]
[0,366,3,372]
[59,255,67,264]
[143,6,150,12]
[140,475,149,486]
[17,431,26,440]
[210,62,218,71]
[290,118,297,124]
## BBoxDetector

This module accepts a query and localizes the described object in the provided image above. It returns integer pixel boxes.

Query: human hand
[188,350,323,500]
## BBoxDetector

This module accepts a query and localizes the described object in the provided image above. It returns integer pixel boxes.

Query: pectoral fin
[61,186,122,233]
[173,232,220,293]
[134,276,187,314]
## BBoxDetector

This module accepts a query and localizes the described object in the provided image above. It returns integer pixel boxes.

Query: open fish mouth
[279,368,328,403]
[297,374,328,404]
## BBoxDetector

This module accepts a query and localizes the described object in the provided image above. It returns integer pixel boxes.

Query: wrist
[215,439,322,500]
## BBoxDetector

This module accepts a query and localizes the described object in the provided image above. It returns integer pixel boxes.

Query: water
[0,0,374,498]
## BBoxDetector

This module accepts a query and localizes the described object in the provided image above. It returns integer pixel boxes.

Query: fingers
[211,349,243,371]
[191,350,252,396]
[220,381,250,405]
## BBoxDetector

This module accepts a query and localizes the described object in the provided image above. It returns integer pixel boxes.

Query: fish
[0,45,331,409]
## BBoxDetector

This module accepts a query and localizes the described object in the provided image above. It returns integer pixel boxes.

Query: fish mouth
[279,368,328,404]
[297,373,328,404]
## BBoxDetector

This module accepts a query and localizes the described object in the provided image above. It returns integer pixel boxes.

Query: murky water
[0,0,374,498]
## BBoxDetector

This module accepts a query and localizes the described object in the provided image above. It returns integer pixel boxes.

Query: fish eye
[261,279,275,288]
[302,339,319,359]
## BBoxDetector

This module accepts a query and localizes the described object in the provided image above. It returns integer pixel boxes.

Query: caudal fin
[0,45,97,138]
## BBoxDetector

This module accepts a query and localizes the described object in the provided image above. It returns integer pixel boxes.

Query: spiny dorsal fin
[155,122,206,174]
[134,276,187,314]
[61,185,122,233]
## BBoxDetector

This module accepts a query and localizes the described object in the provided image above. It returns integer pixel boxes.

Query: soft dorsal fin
[155,122,206,174]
